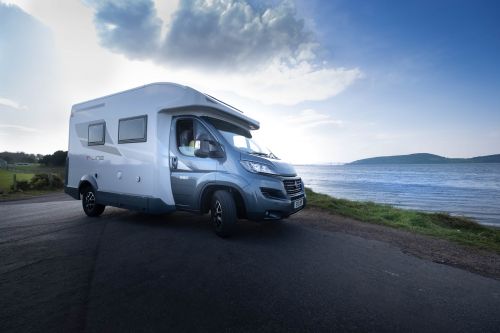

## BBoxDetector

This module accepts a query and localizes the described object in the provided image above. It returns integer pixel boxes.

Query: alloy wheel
[213,200,223,227]
[85,191,95,211]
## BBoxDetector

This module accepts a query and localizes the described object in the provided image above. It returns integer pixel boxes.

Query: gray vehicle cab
[65,83,305,237]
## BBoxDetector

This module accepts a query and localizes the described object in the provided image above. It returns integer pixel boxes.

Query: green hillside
[349,153,500,165]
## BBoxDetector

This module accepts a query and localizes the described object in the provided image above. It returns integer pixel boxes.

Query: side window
[176,119,195,156]
[88,122,105,146]
[194,120,211,141]
[118,115,147,143]
[176,118,216,157]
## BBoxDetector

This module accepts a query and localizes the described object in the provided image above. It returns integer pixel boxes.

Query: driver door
[169,117,218,209]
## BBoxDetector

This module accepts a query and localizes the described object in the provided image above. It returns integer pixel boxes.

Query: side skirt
[96,191,176,214]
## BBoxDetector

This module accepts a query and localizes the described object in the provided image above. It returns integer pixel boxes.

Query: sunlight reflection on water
[295,163,500,226]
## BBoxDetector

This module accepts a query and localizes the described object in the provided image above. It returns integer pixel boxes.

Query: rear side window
[88,122,105,146]
[118,115,147,143]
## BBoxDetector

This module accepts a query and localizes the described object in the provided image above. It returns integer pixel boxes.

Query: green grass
[305,188,500,253]
[0,169,34,190]
[0,165,65,198]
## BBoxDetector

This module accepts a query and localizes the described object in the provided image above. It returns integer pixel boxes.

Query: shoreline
[295,163,500,228]
[305,188,500,254]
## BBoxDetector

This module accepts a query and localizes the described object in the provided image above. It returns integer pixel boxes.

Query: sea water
[294,163,500,226]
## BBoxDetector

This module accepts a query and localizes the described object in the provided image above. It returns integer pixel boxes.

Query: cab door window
[176,118,216,157]
[176,119,195,156]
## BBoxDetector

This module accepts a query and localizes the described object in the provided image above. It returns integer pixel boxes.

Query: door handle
[171,156,178,169]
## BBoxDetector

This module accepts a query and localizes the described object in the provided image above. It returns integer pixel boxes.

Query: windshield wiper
[249,151,269,157]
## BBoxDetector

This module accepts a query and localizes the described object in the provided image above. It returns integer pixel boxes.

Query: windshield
[220,130,274,156]
[204,117,277,159]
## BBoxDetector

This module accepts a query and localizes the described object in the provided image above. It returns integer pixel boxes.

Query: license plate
[293,198,304,209]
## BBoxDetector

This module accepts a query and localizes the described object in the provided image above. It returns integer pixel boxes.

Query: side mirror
[194,140,209,158]
[209,145,225,158]
[194,140,224,158]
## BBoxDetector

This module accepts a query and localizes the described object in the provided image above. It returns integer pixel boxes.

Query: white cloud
[212,61,363,105]
[152,0,180,38]
[0,124,41,133]
[83,0,363,105]
[85,0,316,70]
[0,97,27,111]
[287,109,344,128]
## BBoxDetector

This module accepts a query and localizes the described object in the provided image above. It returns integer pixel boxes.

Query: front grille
[283,178,303,196]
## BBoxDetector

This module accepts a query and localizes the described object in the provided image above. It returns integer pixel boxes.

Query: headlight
[240,160,277,175]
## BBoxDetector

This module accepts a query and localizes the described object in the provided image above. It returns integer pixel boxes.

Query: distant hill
[349,153,500,165]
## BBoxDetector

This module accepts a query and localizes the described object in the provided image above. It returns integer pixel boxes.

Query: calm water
[294,163,500,226]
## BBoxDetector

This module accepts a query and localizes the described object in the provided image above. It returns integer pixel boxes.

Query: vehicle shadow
[102,207,301,242]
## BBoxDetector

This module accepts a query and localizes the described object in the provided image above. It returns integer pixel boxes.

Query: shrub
[30,174,50,190]
[51,174,64,188]
[30,173,64,190]
[11,180,31,191]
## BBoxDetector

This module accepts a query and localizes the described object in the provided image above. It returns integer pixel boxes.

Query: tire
[210,190,237,238]
[81,186,105,217]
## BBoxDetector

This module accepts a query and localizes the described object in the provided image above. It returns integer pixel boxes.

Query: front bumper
[243,176,306,221]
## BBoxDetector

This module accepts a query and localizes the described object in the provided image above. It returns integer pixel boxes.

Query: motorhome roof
[72,82,260,130]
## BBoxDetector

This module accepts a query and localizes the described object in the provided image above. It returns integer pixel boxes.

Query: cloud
[86,0,315,70]
[286,109,344,129]
[226,61,362,105]
[84,0,364,105]
[162,0,314,70]
[0,124,41,133]
[86,0,162,59]
[0,97,27,111]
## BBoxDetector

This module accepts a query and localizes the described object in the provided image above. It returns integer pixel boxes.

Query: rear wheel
[81,186,105,217]
[211,190,237,238]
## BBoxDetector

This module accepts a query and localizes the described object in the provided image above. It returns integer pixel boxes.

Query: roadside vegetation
[0,151,67,200]
[306,188,500,253]
[0,166,65,200]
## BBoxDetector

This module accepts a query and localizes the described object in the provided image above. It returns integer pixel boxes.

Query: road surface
[1,193,499,332]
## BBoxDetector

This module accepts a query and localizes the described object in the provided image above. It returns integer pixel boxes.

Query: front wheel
[211,190,237,238]
[82,187,105,217]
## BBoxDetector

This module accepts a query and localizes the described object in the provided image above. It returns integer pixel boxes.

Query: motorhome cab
[65,83,305,237]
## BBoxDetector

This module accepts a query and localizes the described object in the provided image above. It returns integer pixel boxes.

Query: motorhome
[65,83,305,236]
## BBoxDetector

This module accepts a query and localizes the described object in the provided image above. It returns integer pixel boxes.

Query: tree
[0,151,37,164]
[40,151,67,167]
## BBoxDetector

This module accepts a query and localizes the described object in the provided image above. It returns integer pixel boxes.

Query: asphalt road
[1,194,500,332]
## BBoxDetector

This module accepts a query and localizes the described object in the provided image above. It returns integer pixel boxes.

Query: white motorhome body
[66,83,305,236]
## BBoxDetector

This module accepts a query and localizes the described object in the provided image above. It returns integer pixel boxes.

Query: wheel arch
[200,184,246,219]
[78,175,98,195]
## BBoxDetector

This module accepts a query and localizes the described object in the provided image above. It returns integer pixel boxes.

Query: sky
[0,0,499,164]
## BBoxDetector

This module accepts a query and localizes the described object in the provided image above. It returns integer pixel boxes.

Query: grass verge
[0,189,63,201]
[0,169,34,190]
[305,188,500,253]
[0,166,65,200]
